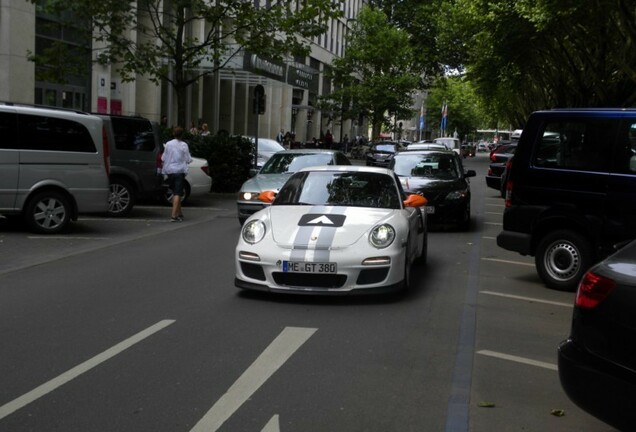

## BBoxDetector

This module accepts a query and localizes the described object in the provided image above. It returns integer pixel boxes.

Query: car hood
[266,205,395,249]
[241,173,293,192]
[400,176,465,192]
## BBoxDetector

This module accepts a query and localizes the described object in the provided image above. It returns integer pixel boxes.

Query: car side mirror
[465,169,476,178]
[259,190,277,203]
[249,168,260,177]
[403,194,427,208]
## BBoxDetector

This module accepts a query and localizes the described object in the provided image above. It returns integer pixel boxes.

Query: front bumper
[235,246,407,295]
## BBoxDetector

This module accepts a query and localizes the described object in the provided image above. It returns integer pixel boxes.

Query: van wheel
[108,179,135,216]
[24,191,71,234]
[535,230,593,292]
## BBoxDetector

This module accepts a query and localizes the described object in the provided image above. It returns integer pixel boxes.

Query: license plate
[283,261,337,274]
[426,206,435,214]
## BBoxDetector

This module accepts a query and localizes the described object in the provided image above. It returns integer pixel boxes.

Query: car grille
[272,272,347,288]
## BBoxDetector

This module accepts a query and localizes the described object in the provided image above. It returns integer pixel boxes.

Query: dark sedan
[485,144,516,196]
[389,150,476,230]
[558,239,636,431]
[366,142,401,167]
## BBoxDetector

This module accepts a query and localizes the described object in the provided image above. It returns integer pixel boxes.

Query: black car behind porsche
[558,239,636,432]
[389,150,476,230]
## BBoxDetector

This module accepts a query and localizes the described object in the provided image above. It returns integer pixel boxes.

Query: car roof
[297,165,394,175]
[394,149,456,156]
[273,149,342,154]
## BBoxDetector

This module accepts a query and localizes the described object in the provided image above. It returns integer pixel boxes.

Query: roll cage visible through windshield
[273,171,403,209]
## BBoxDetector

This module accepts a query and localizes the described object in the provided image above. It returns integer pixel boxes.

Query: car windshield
[392,153,460,179]
[260,153,334,174]
[274,171,402,209]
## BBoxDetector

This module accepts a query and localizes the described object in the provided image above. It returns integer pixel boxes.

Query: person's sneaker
[170,217,181,222]
[177,214,184,221]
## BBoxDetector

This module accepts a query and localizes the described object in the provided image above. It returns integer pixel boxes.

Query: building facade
[1,0,367,144]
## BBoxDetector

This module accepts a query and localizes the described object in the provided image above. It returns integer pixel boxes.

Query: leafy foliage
[31,0,344,126]
[322,5,422,139]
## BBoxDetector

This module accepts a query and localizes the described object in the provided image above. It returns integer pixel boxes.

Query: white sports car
[235,166,428,295]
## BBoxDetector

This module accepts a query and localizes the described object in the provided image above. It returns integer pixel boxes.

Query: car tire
[24,190,71,234]
[458,202,471,231]
[165,182,190,205]
[535,230,594,291]
[108,179,135,217]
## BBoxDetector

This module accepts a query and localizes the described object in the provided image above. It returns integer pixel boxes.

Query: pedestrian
[283,131,292,149]
[200,123,210,136]
[276,128,284,144]
[161,126,192,222]
[324,129,334,149]
[189,121,199,135]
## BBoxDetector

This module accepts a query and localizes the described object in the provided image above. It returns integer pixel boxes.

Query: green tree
[30,0,344,126]
[437,0,636,125]
[322,5,421,139]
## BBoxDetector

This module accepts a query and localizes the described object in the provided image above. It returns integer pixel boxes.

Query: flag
[440,102,448,133]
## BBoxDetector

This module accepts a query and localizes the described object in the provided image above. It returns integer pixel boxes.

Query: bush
[160,128,254,193]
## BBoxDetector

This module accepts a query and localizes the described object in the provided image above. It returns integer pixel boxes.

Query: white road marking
[261,414,280,432]
[481,257,534,266]
[0,319,175,420]
[27,236,110,240]
[480,290,573,308]
[482,236,496,240]
[190,327,317,432]
[477,350,557,371]
[483,222,503,226]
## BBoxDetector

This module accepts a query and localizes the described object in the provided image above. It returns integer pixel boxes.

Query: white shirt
[161,138,192,174]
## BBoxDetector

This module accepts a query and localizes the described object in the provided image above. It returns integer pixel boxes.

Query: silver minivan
[0,104,110,233]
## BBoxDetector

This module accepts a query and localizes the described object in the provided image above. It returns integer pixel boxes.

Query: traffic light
[253,85,265,115]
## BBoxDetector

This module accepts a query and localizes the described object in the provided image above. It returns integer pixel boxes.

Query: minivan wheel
[24,191,71,234]
[535,230,593,292]
[108,179,135,216]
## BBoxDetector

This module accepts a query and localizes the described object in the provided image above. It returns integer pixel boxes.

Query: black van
[497,109,636,291]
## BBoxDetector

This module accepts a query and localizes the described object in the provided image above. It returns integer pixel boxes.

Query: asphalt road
[0,153,616,432]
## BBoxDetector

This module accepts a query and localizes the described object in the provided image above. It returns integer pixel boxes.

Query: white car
[235,166,428,295]
[164,157,212,204]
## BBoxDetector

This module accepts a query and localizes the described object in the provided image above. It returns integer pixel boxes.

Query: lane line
[481,257,534,267]
[190,327,317,432]
[477,350,557,371]
[483,222,503,226]
[482,236,496,240]
[480,291,573,308]
[0,319,175,420]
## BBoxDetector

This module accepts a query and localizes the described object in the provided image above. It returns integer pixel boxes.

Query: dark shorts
[166,173,186,195]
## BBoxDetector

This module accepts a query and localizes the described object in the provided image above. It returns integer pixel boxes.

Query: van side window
[18,114,96,152]
[0,112,18,149]
[613,122,636,174]
[111,118,155,151]
[533,120,613,171]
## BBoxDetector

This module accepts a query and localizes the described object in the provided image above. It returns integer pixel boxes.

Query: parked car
[485,144,517,195]
[163,157,212,204]
[235,166,428,295]
[497,108,636,291]
[390,150,476,230]
[477,143,488,152]
[0,103,110,233]
[489,142,517,163]
[434,137,461,155]
[251,137,284,168]
[558,238,636,431]
[366,142,401,167]
[237,149,351,224]
[406,142,448,151]
[98,114,164,216]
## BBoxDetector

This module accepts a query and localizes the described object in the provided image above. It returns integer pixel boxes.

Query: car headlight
[239,191,262,201]
[369,224,395,248]
[242,220,266,244]
[445,190,468,200]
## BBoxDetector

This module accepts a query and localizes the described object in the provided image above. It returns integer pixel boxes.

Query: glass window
[0,112,18,149]
[17,114,96,152]
[533,119,614,171]
[110,118,155,151]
